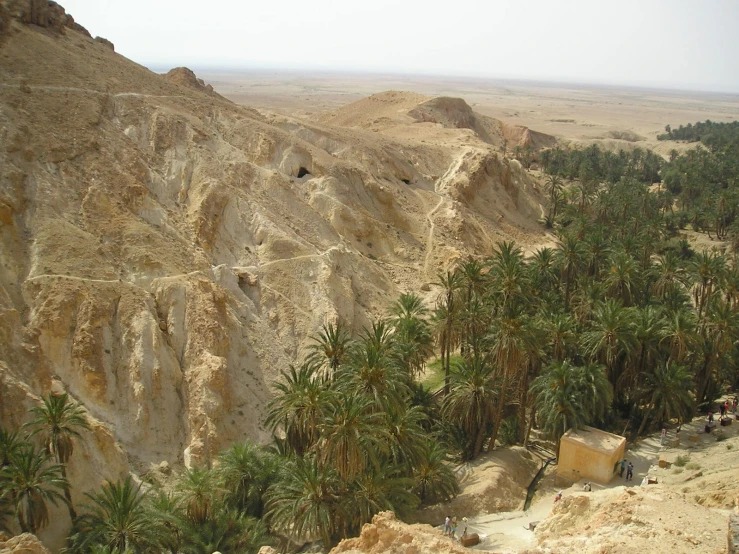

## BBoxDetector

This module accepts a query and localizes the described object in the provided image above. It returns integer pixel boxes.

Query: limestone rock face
[0,5,547,550]
[0,534,51,554]
[331,512,470,554]
[2,0,89,35]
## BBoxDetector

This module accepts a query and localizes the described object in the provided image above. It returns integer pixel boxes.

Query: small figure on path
[660,428,667,445]
[554,491,563,503]
[462,517,468,537]
[720,403,726,418]
[620,458,627,477]
[583,482,592,492]
[451,516,457,538]
[733,397,738,413]
[444,515,451,536]
[626,462,634,481]
[725,400,730,416]
[708,411,714,423]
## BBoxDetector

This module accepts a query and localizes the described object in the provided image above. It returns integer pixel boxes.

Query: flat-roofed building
[557,425,626,485]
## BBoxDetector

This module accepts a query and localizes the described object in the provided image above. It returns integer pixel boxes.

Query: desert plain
[198,69,739,152]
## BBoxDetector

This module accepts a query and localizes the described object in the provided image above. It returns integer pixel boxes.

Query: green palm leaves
[69,477,160,554]
[0,444,67,534]
[531,361,612,446]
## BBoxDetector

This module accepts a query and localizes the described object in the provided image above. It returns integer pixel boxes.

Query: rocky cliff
[0,2,547,548]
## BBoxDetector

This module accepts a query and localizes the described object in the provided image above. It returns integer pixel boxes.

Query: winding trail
[423,195,445,278]
[0,84,193,101]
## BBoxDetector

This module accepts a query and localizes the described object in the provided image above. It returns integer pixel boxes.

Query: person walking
[626,462,634,481]
[660,428,667,445]
[444,515,451,536]
[620,459,627,477]
[451,516,457,538]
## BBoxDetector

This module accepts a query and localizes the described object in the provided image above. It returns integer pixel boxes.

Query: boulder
[0,533,51,554]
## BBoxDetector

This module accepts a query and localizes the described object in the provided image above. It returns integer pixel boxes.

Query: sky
[60,0,739,93]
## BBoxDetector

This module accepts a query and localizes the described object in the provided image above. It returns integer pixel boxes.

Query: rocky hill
[0,1,547,547]
[318,91,556,151]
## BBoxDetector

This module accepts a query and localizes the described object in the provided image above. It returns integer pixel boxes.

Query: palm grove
[1,119,738,553]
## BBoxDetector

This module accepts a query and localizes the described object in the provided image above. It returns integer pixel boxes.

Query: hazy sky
[61,0,739,92]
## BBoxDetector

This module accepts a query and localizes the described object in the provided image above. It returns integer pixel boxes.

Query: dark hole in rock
[297,167,311,178]
[400,178,410,184]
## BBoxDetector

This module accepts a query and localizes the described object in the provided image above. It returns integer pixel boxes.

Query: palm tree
[265,362,332,456]
[179,506,271,554]
[337,321,407,412]
[307,322,351,379]
[217,441,277,518]
[690,251,726,319]
[412,442,459,504]
[636,362,694,435]
[389,294,434,376]
[266,457,340,547]
[315,393,388,482]
[580,299,636,391]
[486,312,538,450]
[531,361,612,447]
[68,476,163,554]
[554,233,587,312]
[384,405,428,471]
[661,309,698,363]
[26,392,89,520]
[545,174,564,220]
[622,306,667,392]
[345,466,418,533]
[177,467,219,524]
[604,250,641,306]
[0,444,67,534]
[487,241,529,315]
[433,269,463,394]
[529,247,559,296]
[652,251,690,300]
[0,428,23,468]
[543,311,577,361]
[442,356,496,459]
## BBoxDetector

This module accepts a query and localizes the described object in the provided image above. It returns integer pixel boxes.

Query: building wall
[557,435,626,485]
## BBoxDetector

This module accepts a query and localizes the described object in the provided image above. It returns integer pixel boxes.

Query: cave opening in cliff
[400,178,410,184]
[297,167,311,178]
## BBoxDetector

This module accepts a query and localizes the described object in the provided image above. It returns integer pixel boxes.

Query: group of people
[443,516,469,538]
[619,459,634,480]
[718,397,738,418]
[443,515,457,537]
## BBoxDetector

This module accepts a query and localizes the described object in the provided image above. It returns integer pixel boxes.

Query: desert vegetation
[2,118,738,552]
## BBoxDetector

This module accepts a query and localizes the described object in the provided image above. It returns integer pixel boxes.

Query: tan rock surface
[0,3,547,548]
[331,512,475,554]
[0,534,51,554]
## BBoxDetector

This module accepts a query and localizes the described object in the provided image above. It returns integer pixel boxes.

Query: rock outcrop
[0,534,51,554]
[331,512,471,554]
[163,67,226,100]
[2,0,89,36]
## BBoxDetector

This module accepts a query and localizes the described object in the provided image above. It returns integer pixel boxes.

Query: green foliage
[531,361,612,444]
[67,477,163,554]
[0,444,67,534]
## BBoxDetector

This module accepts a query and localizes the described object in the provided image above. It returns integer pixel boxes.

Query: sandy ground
[197,70,739,149]
[435,406,739,553]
